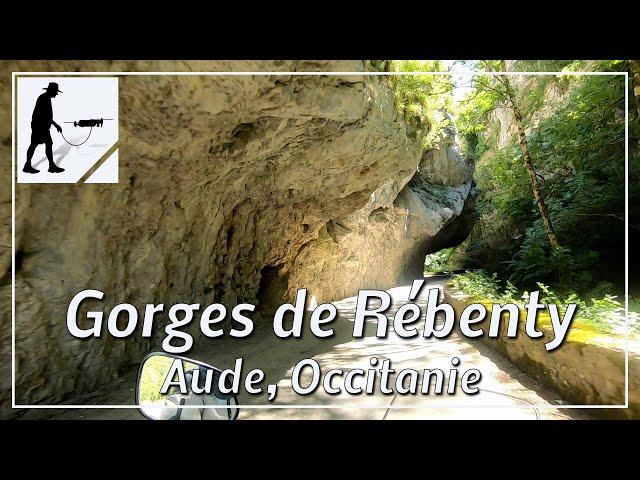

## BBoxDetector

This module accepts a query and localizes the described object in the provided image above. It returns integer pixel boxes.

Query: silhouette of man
[23,82,65,174]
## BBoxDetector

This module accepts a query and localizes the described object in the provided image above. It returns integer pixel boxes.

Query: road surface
[21,275,588,420]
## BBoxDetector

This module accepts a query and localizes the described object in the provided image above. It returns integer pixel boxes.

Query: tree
[465,61,560,248]
[497,73,559,248]
[454,60,629,291]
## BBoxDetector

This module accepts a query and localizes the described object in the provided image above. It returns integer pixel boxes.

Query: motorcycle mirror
[136,352,239,420]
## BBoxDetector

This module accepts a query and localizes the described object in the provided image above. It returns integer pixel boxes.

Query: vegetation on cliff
[383,60,453,148]
[447,61,635,296]
[458,62,640,292]
[419,59,637,334]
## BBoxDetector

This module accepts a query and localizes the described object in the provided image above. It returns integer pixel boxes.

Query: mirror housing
[136,352,239,420]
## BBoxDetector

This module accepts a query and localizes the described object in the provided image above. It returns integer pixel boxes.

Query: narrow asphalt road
[21,275,588,420]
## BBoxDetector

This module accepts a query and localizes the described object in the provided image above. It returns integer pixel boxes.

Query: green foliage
[451,271,639,336]
[391,59,635,338]
[387,60,453,148]
[453,61,631,294]
[423,247,460,273]
[368,60,389,71]
[451,270,504,300]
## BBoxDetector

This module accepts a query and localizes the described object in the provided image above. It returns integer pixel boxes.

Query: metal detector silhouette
[23,82,113,174]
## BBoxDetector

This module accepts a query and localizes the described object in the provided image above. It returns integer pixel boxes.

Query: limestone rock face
[418,116,473,186]
[0,61,474,414]
[281,120,475,304]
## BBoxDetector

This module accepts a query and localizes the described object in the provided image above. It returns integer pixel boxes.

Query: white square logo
[16,76,119,183]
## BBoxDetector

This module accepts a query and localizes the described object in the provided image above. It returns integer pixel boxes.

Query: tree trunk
[503,77,560,249]
[630,60,640,121]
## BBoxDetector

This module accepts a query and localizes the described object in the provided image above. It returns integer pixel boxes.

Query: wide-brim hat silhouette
[43,82,62,93]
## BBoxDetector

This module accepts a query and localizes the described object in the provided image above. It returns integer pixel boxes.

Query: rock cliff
[0,60,474,414]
